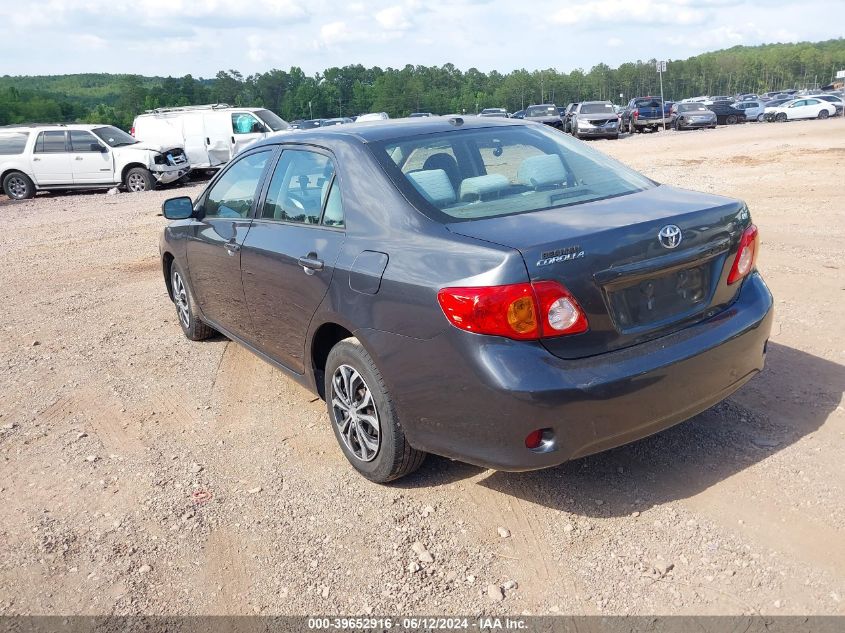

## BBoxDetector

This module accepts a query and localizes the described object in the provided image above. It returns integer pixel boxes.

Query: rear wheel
[757,113,766,122]
[325,338,426,483]
[818,109,830,120]
[726,115,738,125]
[674,118,684,131]
[125,167,153,192]
[170,261,215,341]
[2,171,35,200]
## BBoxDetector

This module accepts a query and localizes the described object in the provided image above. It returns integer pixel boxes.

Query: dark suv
[160,118,772,482]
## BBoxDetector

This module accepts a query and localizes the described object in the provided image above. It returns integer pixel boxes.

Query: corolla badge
[658,224,683,249]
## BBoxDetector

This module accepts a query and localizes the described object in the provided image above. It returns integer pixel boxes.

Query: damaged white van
[0,124,190,200]
[131,104,290,170]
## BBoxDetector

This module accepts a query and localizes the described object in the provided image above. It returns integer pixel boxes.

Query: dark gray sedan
[160,117,772,482]
[523,104,564,129]
[671,103,718,130]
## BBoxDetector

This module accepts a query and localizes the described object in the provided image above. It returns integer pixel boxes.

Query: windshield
[93,126,137,147]
[371,125,654,223]
[679,104,709,112]
[526,105,557,117]
[580,103,615,114]
[255,109,289,132]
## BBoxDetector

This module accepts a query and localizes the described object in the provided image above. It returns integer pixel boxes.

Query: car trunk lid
[446,185,749,359]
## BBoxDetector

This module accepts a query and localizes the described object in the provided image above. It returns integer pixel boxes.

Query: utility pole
[656,60,667,131]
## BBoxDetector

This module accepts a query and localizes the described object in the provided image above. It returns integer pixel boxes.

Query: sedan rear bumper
[361,272,773,472]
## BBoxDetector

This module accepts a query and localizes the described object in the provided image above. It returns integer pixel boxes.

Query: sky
[1,0,844,78]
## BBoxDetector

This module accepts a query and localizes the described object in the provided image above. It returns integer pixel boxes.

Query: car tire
[170,261,215,341]
[608,134,619,140]
[776,113,787,122]
[2,171,35,200]
[674,118,684,131]
[325,337,426,483]
[818,109,829,120]
[757,113,766,122]
[125,167,153,192]
[726,115,738,125]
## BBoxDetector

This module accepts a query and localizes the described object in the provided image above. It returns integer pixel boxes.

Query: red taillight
[130,127,135,136]
[437,281,588,340]
[525,429,543,449]
[727,224,759,284]
[632,109,639,119]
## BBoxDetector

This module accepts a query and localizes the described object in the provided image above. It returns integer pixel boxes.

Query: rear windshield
[370,124,654,223]
[526,105,557,117]
[0,131,29,155]
[580,103,615,114]
[255,109,289,132]
[635,98,661,107]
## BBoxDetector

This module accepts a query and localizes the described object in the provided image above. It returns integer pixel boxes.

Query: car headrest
[459,174,510,201]
[518,154,568,188]
[406,169,456,206]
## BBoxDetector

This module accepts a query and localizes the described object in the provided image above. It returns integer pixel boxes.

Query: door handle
[231,136,235,144]
[297,255,324,274]
[75,156,83,161]
[206,137,210,145]
[33,157,41,162]
[224,242,241,256]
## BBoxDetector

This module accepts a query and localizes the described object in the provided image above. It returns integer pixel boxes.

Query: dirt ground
[0,119,843,617]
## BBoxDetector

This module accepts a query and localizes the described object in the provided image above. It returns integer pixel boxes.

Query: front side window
[203,150,272,219]
[372,125,654,223]
[261,149,342,226]
[70,131,101,152]
[35,131,67,153]
[0,131,29,155]
[232,113,264,135]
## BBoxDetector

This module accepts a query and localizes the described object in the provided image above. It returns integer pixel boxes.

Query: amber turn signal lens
[506,297,537,334]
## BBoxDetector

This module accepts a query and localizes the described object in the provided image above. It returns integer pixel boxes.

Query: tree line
[1,39,843,130]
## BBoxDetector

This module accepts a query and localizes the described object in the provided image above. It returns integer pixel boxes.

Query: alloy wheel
[171,270,190,329]
[331,364,380,462]
[127,173,147,192]
[8,176,28,199]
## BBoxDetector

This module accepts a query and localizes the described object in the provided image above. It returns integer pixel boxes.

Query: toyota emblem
[658,225,682,249]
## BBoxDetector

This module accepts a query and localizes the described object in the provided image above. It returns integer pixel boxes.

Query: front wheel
[776,113,788,122]
[2,171,35,200]
[170,262,215,341]
[818,109,830,120]
[726,115,738,125]
[674,118,684,131]
[326,338,426,483]
[125,167,153,192]
[757,113,766,122]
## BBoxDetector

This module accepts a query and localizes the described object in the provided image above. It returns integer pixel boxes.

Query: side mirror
[162,196,194,220]
[92,143,108,152]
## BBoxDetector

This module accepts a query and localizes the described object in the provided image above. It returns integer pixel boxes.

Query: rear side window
[203,150,272,219]
[0,131,29,155]
[261,150,342,226]
[34,131,67,153]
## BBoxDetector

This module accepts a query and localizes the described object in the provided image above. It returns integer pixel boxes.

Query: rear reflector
[728,224,759,284]
[437,281,588,340]
[525,429,544,449]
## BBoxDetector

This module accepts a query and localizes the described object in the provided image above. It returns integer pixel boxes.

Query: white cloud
[553,0,705,26]
[375,5,413,31]
[607,37,624,47]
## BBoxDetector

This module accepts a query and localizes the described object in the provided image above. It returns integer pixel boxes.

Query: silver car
[570,101,620,139]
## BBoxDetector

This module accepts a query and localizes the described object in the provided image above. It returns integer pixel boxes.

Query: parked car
[510,110,525,119]
[479,108,508,118]
[704,95,733,105]
[409,113,435,118]
[523,104,563,129]
[622,97,668,133]
[1,123,190,200]
[815,94,844,116]
[132,104,288,170]
[670,103,717,130]
[356,112,390,122]
[159,116,772,482]
[562,103,579,133]
[290,119,325,130]
[708,102,747,125]
[733,100,767,122]
[767,98,836,122]
[568,101,619,139]
[322,118,354,126]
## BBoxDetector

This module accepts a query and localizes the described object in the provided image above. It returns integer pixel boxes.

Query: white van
[131,104,289,169]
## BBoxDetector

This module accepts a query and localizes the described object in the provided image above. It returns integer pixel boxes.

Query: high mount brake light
[728,224,759,284]
[437,281,588,340]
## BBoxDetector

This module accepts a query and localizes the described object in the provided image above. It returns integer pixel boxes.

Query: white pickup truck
[0,123,190,200]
